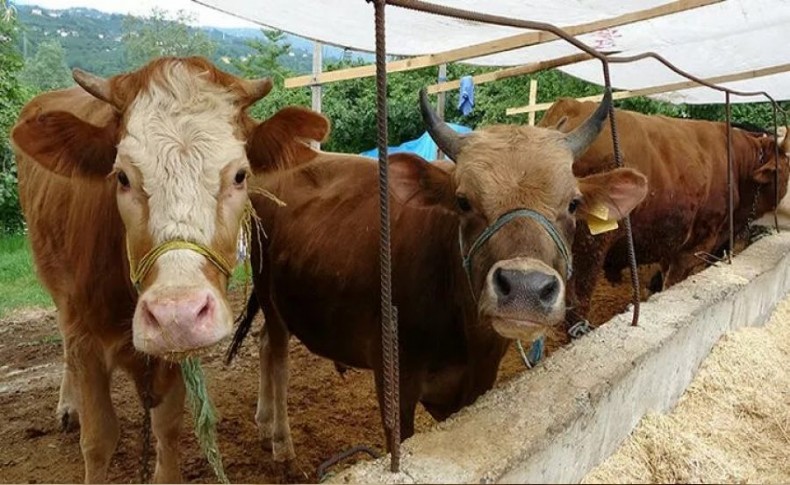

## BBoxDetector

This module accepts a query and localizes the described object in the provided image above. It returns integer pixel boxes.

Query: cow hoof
[57,407,80,432]
[272,439,295,462]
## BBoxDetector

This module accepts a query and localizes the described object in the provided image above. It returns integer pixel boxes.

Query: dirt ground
[584,291,790,484]
[0,264,665,484]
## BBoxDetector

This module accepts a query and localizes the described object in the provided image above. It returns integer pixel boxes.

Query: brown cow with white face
[12,56,324,483]
[228,89,648,461]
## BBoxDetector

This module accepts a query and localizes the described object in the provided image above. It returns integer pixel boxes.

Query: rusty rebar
[602,63,641,327]
[371,0,401,473]
[725,92,734,263]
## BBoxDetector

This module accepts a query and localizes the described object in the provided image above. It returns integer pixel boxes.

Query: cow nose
[493,268,560,310]
[142,290,214,332]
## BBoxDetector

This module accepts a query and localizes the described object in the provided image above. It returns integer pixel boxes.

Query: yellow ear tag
[586,203,619,235]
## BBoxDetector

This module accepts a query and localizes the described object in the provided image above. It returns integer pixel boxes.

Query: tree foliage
[1,0,32,233]
[20,40,72,92]
[122,8,216,69]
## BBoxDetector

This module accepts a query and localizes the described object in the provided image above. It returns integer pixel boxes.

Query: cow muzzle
[128,240,235,357]
[135,286,232,357]
[483,258,566,341]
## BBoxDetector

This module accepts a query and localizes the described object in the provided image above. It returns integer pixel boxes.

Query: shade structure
[193,0,790,103]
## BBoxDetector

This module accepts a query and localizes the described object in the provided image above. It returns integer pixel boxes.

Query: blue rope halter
[459,208,573,284]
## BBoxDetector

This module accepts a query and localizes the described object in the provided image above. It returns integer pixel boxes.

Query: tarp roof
[193,0,790,104]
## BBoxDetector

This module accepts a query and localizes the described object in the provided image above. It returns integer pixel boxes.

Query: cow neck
[733,134,767,234]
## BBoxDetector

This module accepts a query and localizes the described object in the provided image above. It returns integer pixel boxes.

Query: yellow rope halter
[126,202,256,293]
[127,240,234,292]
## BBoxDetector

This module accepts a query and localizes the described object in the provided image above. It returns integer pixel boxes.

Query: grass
[0,233,52,317]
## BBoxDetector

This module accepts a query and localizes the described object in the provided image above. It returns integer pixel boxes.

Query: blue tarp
[360,123,472,161]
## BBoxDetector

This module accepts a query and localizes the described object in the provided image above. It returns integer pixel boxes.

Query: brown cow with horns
[228,89,649,461]
[12,57,325,483]
[538,98,790,326]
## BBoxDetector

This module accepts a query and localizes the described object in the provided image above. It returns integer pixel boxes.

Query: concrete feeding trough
[332,230,790,484]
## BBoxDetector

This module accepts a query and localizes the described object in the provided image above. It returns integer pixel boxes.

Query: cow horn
[239,77,274,106]
[781,126,790,153]
[564,88,612,158]
[72,68,114,106]
[420,88,465,161]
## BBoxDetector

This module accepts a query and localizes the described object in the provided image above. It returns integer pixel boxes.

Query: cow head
[11,56,329,358]
[752,128,790,214]
[390,89,647,341]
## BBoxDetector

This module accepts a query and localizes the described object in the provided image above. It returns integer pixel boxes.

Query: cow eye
[234,169,248,186]
[117,171,130,189]
[456,195,472,212]
[568,197,582,214]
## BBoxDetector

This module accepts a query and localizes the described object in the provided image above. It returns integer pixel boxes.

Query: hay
[584,296,790,484]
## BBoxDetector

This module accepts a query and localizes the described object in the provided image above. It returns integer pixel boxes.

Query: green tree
[122,8,216,69]
[232,29,292,84]
[0,0,32,233]
[20,40,73,92]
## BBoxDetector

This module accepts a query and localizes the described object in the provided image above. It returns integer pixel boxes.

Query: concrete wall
[332,231,790,484]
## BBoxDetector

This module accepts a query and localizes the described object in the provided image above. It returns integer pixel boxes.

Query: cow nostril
[142,301,159,328]
[493,268,511,297]
[197,298,211,320]
[539,277,559,304]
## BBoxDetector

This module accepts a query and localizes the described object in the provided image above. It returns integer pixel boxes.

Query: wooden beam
[425,53,591,94]
[527,79,538,126]
[506,62,790,116]
[284,0,722,89]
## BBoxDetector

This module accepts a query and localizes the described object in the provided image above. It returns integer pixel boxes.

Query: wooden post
[311,41,323,149]
[527,79,538,126]
[436,63,447,160]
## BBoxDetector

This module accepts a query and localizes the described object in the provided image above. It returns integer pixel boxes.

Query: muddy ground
[0,264,666,484]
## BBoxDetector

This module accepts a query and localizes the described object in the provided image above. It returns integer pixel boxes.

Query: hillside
[15,4,319,76]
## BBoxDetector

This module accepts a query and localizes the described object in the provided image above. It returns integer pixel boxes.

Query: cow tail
[225,293,261,365]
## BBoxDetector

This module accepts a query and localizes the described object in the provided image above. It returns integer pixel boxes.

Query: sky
[15,0,260,28]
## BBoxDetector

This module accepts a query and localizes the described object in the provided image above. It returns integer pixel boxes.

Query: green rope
[181,357,229,484]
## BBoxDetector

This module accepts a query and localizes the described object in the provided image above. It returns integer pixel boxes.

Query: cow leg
[374,367,419,447]
[57,331,81,431]
[566,229,615,326]
[255,324,274,447]
[256,307,294,462]
[663,251,702,290]
[129,357,184,483]
[150,362,185,483]
[71,342,119,483]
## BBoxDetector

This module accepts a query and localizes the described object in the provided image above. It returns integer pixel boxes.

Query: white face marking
[117,62,247,248]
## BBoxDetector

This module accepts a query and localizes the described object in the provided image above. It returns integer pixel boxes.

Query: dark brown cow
[12,56,324,483]
[229,90,648,461]
[538,98,790,325]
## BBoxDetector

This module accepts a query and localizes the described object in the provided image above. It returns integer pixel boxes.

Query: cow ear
[577,168,647,222]
[552,116,569,132]
[389,153,455,210]
[247,106,330,174]
[753,159,778,184]
[11,110,118,178]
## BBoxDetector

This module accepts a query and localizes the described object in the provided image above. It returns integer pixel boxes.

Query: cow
[537,98,790,326]
[11,56,326,483]
[226,89,648,461]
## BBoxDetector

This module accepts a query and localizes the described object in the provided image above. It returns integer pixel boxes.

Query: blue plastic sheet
[360,123,472,161]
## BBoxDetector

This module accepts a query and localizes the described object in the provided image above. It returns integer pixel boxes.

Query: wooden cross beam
[283,0,722,89]
[506,62,790,116]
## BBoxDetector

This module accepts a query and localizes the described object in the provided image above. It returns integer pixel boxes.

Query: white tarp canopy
[193,0,790,104]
